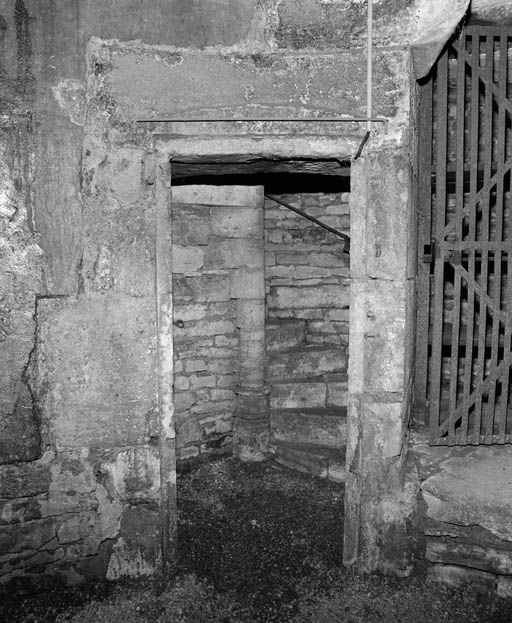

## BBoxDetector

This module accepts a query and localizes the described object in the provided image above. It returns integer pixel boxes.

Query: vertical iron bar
[415,77,433,425]
[448,37,467,442]
[430,48,449,444]
[474,35,494,442]
[461,33,481,444]
[486,35,505,442]
[497,35,510,443]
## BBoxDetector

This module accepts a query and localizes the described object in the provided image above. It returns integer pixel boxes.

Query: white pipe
[367,0,373,134]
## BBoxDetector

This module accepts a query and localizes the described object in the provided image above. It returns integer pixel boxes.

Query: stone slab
[426,537,512,575]
[421,445,512,543]
[172,185,263,208]
[172,245,204,274]
[203,238,263,270]
[82,201,155,297]
[32,294,156,448]
[326,374,349,408]
[0,457,52,499]
[173,274,231,302]
[267,346,346,380]
[270,380,326,409]
[211,207,263,238]
[267,285,349,310]
[230,269,264,299]
[171,205,211,246]
[0,518,56,555]
[269,441,345,483]
[270,407,347,448]
[427,563,497,592]
[265,319,307,352]
[93,43,406,122]
[349,279,407,394]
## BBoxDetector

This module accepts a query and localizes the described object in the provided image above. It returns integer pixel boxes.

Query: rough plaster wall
[0,0,44,461]
[0,122,44,465]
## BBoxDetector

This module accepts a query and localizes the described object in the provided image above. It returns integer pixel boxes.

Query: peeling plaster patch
[106,536,159,580]
[52,79,86,126]
[101,447,160,502]
[95,483,122,539]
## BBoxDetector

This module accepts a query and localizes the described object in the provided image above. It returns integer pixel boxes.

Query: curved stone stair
[265,318,348,482]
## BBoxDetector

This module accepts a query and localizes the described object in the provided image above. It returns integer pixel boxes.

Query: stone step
[270,407,347,448]
[267,441,346,483]
[267,345,346,380]
[270,376,347,409]
[265,319,307,352]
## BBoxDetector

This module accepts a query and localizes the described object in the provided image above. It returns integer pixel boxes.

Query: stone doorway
[168,172,350,480]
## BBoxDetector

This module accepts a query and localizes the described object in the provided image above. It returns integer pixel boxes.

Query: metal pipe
[367,0,373,134]
[265,193,350,253]
[136,117,387,124]
[353,0,373,160]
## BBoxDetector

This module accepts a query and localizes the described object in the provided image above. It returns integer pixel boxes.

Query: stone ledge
[267,441,345,483]
[421,445,512,543]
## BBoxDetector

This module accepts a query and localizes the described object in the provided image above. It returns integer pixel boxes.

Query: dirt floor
[2,457,512,622]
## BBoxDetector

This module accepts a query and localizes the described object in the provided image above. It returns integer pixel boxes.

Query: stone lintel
[171,184,263,207]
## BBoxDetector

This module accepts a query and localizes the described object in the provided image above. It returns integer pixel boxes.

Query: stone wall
[265,192,350,349]
[264,191,350,480]
[0,0,475,587]
[172,185,265,465]
[415,443,512,596]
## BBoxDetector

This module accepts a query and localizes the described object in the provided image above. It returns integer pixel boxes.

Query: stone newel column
[230,186,269,461]
[235,296,269,460]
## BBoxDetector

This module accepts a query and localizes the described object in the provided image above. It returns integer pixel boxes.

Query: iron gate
[416,25,512,445]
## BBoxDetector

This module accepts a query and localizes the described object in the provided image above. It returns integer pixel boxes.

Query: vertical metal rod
[498,35,511,443]
[367,0,373,134]
[430,49,448,444]
[448,36,467,441]
[414,76,433,426]
[474,35,494,443]
[461,33,481,443]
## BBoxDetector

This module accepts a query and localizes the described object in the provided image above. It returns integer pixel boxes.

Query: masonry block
[203,238,262,270]
[172,245,204,274]
[171,205,211,246]
[266,319,307,352]
[268,285,349,309]
[97,46,405,121]
[271,408,347,447]
[32,294,156,448]
[172,185,263,208]
[350,148,411,281]
[83,201,155,297]
[107,505,160,580]
[268,346,345,380]
[326,374,348,407]
[173,304,208,323]
[349,279,407,394]
[175,319,235,339]
[211,206,263,238]
[361,397,404,459]
[270,381,326,409]
[173,274,231,302]
[0,457,52,499]
[0,518,56,555]
[230,268,265,299]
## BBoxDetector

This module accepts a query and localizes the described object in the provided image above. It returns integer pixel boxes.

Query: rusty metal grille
[416,26,512,445]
